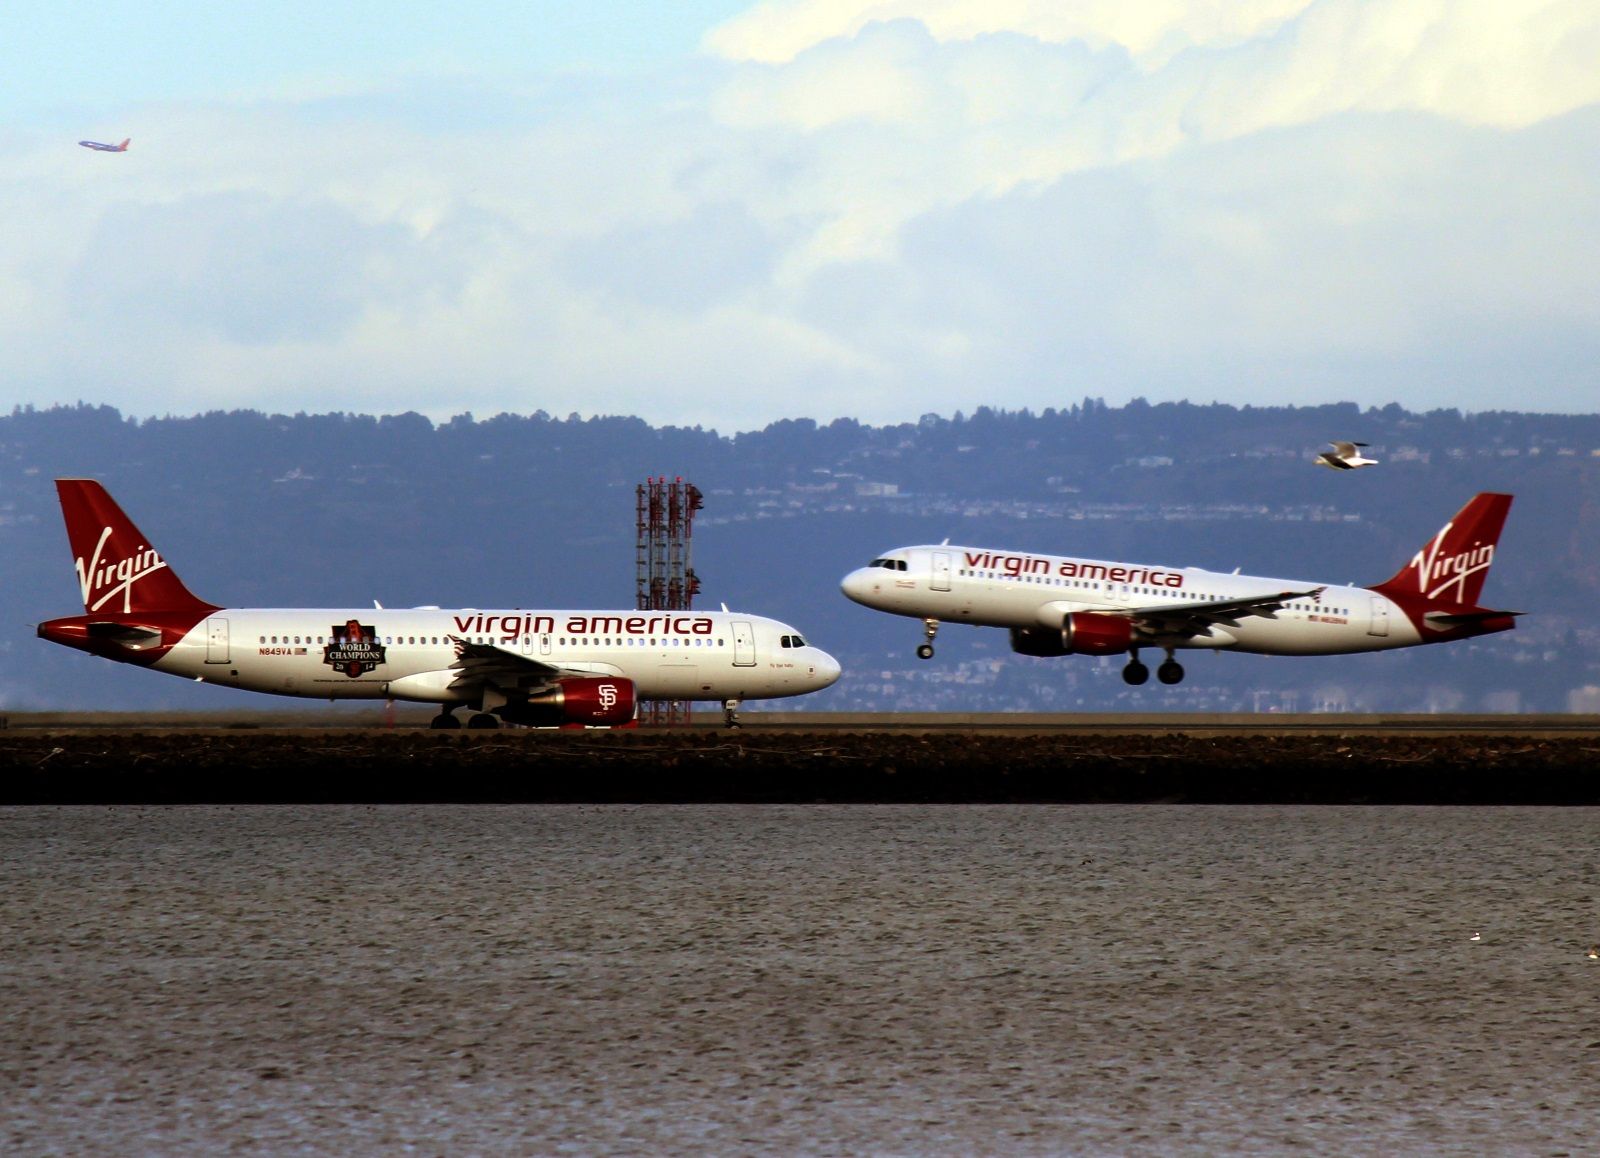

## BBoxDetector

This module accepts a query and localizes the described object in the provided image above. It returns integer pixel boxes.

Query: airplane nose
[812,649,841,688]
[840,568,876,606]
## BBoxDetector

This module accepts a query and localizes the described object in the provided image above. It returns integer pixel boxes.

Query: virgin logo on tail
[1401,524,1496,603]
[1371,492,1511,610]
[75,526,171,613]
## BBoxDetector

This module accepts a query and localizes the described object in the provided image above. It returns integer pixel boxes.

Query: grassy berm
[3,729,1598,804]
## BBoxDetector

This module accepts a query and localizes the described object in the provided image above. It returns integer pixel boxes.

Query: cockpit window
[779,634,808,648]
[867,558,907,571]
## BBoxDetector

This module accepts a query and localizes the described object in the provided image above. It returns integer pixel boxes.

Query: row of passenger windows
[260,635,737,647]
[962,569,1109,589]
[956,571,1351,616]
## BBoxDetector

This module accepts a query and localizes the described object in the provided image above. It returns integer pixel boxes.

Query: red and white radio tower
[635,477,703,725]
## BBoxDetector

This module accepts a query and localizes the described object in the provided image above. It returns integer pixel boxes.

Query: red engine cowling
[502,677,637,727]
[1062,613,1134,655]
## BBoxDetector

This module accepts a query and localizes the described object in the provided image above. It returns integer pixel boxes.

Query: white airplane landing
[841,493,1516,688]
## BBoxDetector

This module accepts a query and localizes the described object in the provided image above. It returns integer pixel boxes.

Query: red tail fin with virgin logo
[1370,493,1512,609]
[55,479,218,616]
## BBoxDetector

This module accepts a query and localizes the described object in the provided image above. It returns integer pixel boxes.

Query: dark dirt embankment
[3,730,1598,804]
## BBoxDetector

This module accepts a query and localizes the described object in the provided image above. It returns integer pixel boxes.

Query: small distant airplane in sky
[1317,440,1378,470]
[78,138,130,152]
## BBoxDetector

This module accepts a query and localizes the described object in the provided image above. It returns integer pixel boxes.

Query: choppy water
[3,805,1597,1156]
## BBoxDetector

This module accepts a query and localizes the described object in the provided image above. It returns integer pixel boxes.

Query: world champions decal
[324,621,386,677]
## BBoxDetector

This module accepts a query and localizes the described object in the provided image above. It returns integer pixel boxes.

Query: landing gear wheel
[1122,660,1150,686]
[723,698,743,729]
[916,643,935,660]
[1157,660,1185,685]
[466,713,500,729]
[917,618,939,659]
[429,711,461,730]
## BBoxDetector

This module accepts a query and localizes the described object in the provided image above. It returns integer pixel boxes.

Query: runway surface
[7,709,1600,735]
[3,713,1599,803]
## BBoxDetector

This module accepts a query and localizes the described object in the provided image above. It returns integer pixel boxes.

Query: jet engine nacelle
[498,677,637,727]
[1063,613,1135,655]
[1009,626,1069,657]
[1011,614,1134,657]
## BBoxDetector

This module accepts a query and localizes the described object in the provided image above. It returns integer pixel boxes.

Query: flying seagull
[1317,441,1378,470]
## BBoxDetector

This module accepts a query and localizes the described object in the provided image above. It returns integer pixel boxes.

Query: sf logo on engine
[598,684,619,712]
[324,620,387,678]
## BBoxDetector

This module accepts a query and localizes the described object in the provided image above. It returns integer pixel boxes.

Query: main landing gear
[429,705,501,729]
[1122,648,1185,686]
[723,698,743,729]
[915,618,939,660]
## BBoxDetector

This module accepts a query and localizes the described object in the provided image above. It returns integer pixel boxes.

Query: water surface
[3,805,1596,1155]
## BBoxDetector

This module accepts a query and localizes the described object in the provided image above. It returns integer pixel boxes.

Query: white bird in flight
[1317,441,1379,470]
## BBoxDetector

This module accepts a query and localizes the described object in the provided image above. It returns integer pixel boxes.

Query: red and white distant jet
[38,480,839,727]
[842,493,1517,687]
[79,138,131,152]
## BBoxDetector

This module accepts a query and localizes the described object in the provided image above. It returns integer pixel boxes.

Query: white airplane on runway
[38,479,840,727]
[841,493,1516,687]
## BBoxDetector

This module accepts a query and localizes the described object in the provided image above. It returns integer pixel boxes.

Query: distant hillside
[3,401,1595,714]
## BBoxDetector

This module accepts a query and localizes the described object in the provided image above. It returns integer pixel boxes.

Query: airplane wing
[448,636,564,691]
[1118,587,1328,636]
[446,635,623,693]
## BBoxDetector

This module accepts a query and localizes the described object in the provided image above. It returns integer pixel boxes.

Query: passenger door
[205,617,230,664]
[732,620,756,667]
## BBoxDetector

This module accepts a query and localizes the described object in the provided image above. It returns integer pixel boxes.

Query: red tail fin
[118,138,131,150]
[55,479,217,616]
[1370,493,1512,608]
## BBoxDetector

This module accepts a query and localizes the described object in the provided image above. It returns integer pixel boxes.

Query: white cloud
[707,0,1600,137]
[3,2,1598,429]
[706,0,1311,66]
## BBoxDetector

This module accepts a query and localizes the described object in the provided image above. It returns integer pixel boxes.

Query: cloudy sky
[5,0,1597,431]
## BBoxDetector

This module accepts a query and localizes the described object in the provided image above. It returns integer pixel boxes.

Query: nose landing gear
[916,618,939,660]
[723,698,743,729]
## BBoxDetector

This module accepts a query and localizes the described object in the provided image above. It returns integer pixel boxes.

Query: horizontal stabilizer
[1424,608,1522,627]
[86,621,165,649]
